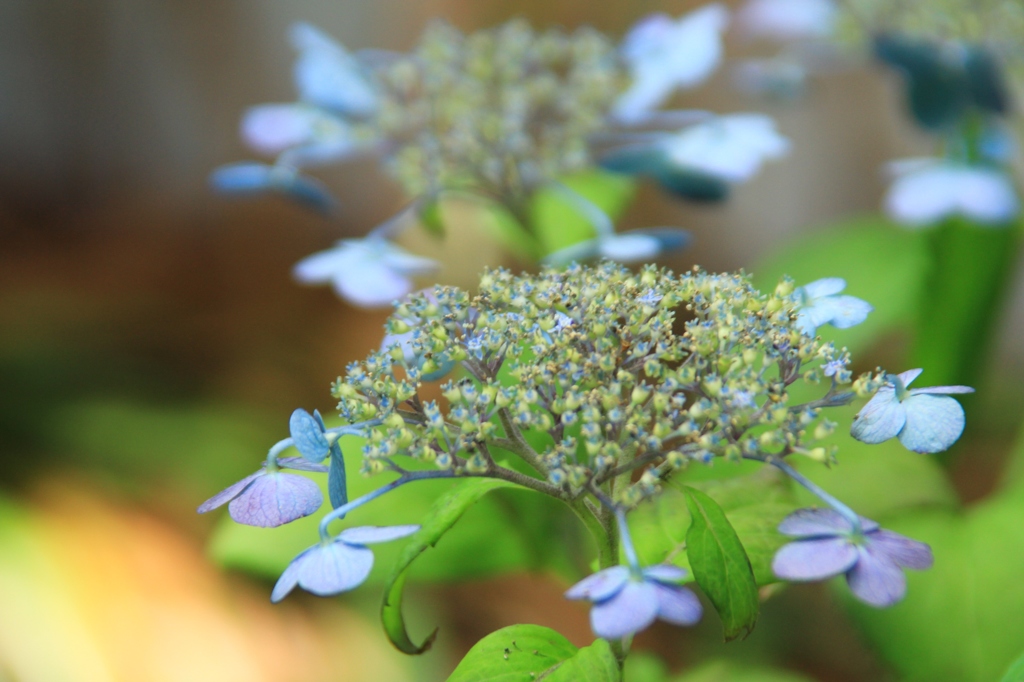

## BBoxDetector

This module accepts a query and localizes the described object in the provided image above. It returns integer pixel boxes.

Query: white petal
[801,277,846,299]
[662,114,788,183]
[821,295,873,329]
[736,0,837,41]
[851,387,906,444]
[953,167,1019,225]
[333,260,413,308]
[292,241,364,283]
[598,234,664,262]
[339,524,420,545]
[289,22,377,116]
[908,385,975,395]
[242,104,319,155]
[898,394,966,453]
[885,165,961,227]
[379,246,440,276]
[896,368,924,387]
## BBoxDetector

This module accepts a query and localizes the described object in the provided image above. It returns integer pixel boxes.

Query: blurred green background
[3,1,1024,681]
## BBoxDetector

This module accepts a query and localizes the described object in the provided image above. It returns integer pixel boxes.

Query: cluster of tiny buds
[364,19,625,197]
[330,262,885,506]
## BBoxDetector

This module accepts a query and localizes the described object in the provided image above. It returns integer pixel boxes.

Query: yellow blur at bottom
[0,483,412,682]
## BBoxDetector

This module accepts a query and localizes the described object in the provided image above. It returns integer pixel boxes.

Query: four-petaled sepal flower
[271,525,420,602]
[772,508,933,607]
[293,237,439,308]
[851,368,974,453]
[197,456,327,527]
[794,277,873,337]
[565,564,702,639]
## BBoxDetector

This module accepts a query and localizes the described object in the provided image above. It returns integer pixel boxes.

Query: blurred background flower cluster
[4,0,1024,681]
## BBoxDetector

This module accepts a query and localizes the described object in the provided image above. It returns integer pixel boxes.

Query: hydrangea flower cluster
[200,262,973,645]
[212,11,791,307]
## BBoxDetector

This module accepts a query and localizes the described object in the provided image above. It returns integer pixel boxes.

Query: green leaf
[911,217,1020,387]
[445,624,580,682]
[842,490,1024,681]
[752,215,929,354]
[544,638,619,682]
[382,478,519,654]
[531,170,636,257]
[683,486,760,640]
[210,436,535,585]
[1000,651,1024,682]
[418,199,446,238]
[672,661,815,682]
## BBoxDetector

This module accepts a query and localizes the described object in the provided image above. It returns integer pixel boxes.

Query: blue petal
[271,546,314,602]
[599,144,666,176]
[338,524,420,546]
[846,545,907,607]
[633,227,692,254]
[642,564,689,585]
[327,443,348,509]
[197,470,262,513]
[653,166,730,202]
[867,530,933,570]
[772,537,859,581]
[589,580,660,639]
[908,385,975,395]
[296,541,375,596]
[289,408,331,463]
[281,173,338,214]
[652,583,702,626]
[565,566,631,602]
[851,388,906,444]
[897,394,966,453]
[289,22,378,116]
[210,162,274,194]
[227,472,323,527]
[896,368,924,387]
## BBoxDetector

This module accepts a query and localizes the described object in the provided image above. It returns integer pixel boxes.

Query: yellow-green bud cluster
[331,262,882,503]
[361,19,626,197]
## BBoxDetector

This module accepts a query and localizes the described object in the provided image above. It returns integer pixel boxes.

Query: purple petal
[778,508,853,537]
[197,470,263,513]
[338,524,420,546]
[851,388,906,444]
[296,542,375,596]
[289,408,331,463]
[277,456,330,473]
[642,564,689,584]
[270,546,313,603]
[846,545,907,607]
[867,530,933,570]
[566,566,631,602]
[227,472,323,527]
[590,581,660,639]
[898,394,966,454]
[652,583,703,626]
[772,538,859,581]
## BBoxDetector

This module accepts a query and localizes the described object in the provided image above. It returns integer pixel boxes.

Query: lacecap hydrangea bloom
[212,12,790,307]
[201,262,973,644]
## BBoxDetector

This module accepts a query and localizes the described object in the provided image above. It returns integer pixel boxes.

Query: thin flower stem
[768,458,863,531]
[265,438,294,470]
[318,470,456,541]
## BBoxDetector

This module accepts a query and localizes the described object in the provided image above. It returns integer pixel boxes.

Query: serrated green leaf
[683,487,760,640]
[531,170,636,257]
[382,478,519,654]
[1000,651,1024,682]
[752,215,928,354]
[445,624,579,682]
